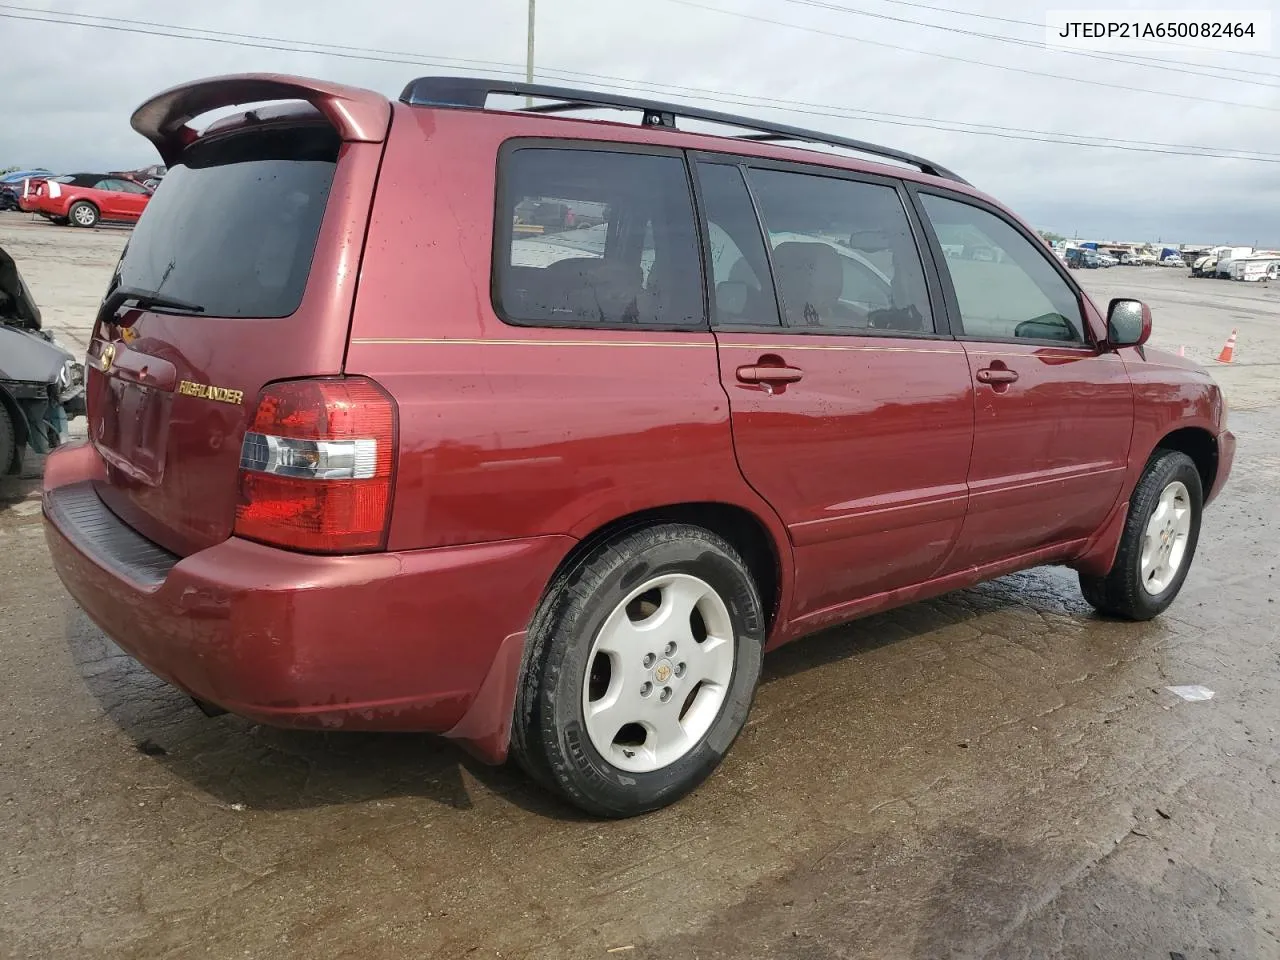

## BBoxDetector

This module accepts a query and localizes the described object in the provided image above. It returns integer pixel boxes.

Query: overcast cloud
[2,0,1279,244]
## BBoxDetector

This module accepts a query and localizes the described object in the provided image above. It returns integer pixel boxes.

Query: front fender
[0,326,71,383]
[1121,347,1223,490]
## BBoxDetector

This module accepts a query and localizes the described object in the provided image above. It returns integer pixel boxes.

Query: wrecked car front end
[1,245,86,476]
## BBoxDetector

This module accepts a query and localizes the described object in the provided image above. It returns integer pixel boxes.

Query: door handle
[736,364,803,385]
[975,367,1019,385]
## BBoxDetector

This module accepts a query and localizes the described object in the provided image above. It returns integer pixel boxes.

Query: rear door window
[695,162,781,328]
[111,125,339,319]
[495,147,704,329]
[746,168,934,334]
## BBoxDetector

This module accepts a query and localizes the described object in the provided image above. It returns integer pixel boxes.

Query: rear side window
[919,194,1084,343]
[696,162,781,328]
[747,168,934,334]
[495,148,704,328]
[112,125,339,319]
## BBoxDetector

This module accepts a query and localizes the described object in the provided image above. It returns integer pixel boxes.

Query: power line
[773,0,1280,87]
[679,91,1280,163]
[663,0,1280,112]
[2,6,1278,164]
[0,6,536,75]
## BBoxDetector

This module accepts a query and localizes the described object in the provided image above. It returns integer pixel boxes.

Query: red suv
[43,74,1234,817]
[20,173,151,227]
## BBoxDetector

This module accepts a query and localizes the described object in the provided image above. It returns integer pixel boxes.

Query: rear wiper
[96,286,205,328]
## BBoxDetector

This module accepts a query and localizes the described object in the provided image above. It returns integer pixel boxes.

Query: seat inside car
[772,241,860,328]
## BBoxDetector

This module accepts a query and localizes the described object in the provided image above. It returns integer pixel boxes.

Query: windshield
[112,125,339,319]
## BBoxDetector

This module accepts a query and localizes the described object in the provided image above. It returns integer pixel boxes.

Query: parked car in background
[1096,252,1118,267]
[1160,254,1186,267]
[19,173,151,228]
[0,169,53,211]
[42,73,1235,817]
[1065,247,1098,269]
[127,164,166,190]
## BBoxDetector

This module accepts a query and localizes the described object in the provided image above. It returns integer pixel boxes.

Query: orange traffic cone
[1216,329,1237,364]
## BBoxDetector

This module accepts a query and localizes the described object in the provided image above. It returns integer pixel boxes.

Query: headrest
[772,242,843,321]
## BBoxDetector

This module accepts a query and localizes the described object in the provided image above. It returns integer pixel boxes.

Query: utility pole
[525,0,536,108]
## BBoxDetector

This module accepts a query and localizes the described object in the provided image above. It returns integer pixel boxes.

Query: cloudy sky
[3,0,1279,244]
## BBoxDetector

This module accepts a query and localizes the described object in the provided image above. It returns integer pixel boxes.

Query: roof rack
[399,76,966,184]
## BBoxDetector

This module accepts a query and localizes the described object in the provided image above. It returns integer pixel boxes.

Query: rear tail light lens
[235,377,397,553]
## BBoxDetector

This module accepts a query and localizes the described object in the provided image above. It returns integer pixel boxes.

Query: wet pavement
[2,214,1278,958]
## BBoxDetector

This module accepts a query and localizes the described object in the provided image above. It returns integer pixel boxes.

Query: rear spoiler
[131,73,392,166]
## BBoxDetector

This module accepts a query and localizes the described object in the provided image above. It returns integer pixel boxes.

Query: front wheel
[512,524,765,817]
[0,402,17,475]
[68,201,98,228]
[1080,450,1203,621]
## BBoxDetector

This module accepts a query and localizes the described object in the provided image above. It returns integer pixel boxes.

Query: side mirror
[1106,298,1152,348]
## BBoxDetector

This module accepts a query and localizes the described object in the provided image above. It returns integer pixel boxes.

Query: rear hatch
[86,76,391,556]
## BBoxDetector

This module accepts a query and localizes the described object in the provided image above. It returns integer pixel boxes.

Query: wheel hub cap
[581,573,736,774]
[1139,480,1192,595]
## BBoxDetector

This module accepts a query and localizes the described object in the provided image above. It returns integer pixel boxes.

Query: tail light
[235,377,397,553]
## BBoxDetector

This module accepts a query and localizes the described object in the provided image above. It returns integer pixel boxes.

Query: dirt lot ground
[2,211,1278,960]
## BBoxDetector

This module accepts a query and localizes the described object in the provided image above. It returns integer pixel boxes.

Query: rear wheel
[1080,450,1202,621]
[68,202,98,228]
[512,524,765,817]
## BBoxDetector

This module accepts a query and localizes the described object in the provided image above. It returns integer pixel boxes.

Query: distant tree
[1038,229,1065,244]
[0,166,18,176]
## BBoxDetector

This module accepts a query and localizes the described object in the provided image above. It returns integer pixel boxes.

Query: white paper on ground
[1165,685,1216,702]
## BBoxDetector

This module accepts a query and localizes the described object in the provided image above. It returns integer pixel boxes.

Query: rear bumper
[18,197,62,216]
[43,443,572,761]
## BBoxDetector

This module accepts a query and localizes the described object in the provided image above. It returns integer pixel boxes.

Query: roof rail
[399,76,966,184]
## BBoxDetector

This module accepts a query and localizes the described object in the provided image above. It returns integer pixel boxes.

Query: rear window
[495,147,704,329]
[112,125,339,319]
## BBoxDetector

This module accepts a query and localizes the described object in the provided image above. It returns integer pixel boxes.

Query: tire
[68,201,98,228]
[512,523,765,817]
[1080,450,1203,621]
[0,402,16,475]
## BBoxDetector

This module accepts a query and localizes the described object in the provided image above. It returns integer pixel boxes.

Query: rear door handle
[975,367,1019,385]
[736,364,803,384]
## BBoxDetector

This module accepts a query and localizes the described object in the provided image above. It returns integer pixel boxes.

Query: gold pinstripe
[968,350,1122,361]
[719,342,961,354]
[349,337,715,348]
